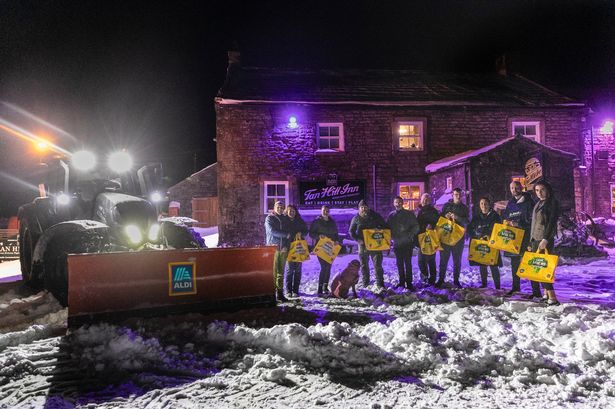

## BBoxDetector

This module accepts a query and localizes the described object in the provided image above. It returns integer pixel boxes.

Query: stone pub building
[215,53,611,246]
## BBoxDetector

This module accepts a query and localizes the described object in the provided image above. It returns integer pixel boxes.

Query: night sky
[0,0,614,216]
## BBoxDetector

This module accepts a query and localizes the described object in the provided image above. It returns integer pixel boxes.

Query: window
[264,181,289,214]
[446,177,453,193]
[511,175,527,191]
[611,183,615,216]
[396,121,424,150]
[317,123,344,151]
[398,182,424,210]
[512,121,541,142]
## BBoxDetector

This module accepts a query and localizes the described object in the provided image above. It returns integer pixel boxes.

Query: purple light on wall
[288,116,298,129]
[600,119,613,135]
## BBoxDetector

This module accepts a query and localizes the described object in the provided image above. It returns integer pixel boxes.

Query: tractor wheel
[43,249,69,307]
[19,218,42,289]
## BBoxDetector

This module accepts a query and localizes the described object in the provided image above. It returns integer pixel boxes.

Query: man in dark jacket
[437,188,470,288]
[416,193,440,284]
[502,181,538,297]
[309,205,340,295]
[265,200,290,302]
[387,196,419,290]
[349,200,387,291]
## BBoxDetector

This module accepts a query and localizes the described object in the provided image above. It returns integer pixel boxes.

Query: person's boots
[276,289,288,302]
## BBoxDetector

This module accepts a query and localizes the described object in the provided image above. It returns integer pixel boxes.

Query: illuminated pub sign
[0,230,19,261]
[299,180,365,207]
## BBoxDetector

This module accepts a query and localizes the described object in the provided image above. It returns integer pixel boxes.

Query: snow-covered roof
[425,136,577,174]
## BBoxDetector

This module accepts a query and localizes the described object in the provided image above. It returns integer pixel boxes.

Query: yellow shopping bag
[362,229,391,251]
[436,217,465,246]
[287,239,310,262]
[488,222,525,254]
[313,237,342,264]
[516,249,558,283]
[418,228,441,256]
[468,238,499,265]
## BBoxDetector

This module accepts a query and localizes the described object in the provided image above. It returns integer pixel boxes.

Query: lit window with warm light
[600,120,613,135]
[396,121,424,151]
[398,182,424,210]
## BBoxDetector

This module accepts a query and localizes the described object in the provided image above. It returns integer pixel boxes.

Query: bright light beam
[0,117,71,156]
[0,171,41,192]
[1,101,78,143]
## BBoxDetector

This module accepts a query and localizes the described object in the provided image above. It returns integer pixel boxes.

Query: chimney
[495,54,507,76]
[228,50,241,67]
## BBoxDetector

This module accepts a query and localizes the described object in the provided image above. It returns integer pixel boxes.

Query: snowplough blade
[66,246,276,325]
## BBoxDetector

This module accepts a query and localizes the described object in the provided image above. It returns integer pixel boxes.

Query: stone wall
[168,163,217,217]
[216,103,586,245]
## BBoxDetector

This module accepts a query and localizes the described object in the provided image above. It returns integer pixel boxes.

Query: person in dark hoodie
[502,181,537,297]
[437,187,470,288]
[265,200,291,302]
[416,193,440,285]
[349,200,387,291]
[387,196,420,290]
[467,197,502,289]
[528,180,561,306]
[309,205,340,296]
[284,204,308,298]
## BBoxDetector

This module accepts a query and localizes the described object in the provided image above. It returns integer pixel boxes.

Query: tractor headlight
[150,191,163,203]
[56,193,70,206]
[125,224,142,244]
[148,223,160,242]
[71,150,97,171]
[108,151,133,173]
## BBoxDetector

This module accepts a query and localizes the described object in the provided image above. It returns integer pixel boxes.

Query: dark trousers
[285,261,302,294]
[479,265,501,289]
[393,244,413,286]
[418,252,437,283]
[358,244,384,287]
[317,257,332,292]
[510,255,541,294]
[438,239,464,283]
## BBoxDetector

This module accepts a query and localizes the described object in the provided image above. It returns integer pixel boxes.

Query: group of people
[265,179,561,306]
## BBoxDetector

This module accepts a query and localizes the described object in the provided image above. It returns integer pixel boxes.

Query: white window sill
[315,149,344,154]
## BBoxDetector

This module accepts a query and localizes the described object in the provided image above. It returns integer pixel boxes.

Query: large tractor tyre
[161,222,204,249]
[44,253,69,307]
[18,218,43,289]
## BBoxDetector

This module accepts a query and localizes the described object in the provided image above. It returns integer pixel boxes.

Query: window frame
[611,183,615,217]
[316,122,345,152]
[393,119,425,151]
[263,181,289,214]
[511,120,542,143]
[397,181,425,211]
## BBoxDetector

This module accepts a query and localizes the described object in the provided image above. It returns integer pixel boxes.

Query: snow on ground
[0,246,614,408]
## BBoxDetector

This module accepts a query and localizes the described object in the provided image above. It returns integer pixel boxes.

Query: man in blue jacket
[502,181,539,298]
[265,201,291,302]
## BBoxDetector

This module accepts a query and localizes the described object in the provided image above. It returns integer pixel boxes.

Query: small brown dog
[330,259,361,298]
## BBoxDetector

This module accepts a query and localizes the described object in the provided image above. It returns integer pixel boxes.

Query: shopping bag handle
[537,248,549,255]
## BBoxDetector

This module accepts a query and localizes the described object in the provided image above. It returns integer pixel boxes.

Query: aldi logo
[168,262,197,296]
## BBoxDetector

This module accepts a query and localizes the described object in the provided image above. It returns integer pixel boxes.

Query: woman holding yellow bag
[528,180,561,306]
[309,205,340,296]
[467,197,502,289]
[284,205,308,298]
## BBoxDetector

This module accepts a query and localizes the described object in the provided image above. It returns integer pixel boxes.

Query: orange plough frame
[67,246,276,325]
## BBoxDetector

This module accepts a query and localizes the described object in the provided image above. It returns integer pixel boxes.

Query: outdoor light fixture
[599,119,613,135]
[71,150,97,171]
[108,151,133,173]
[288,116,298,129]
